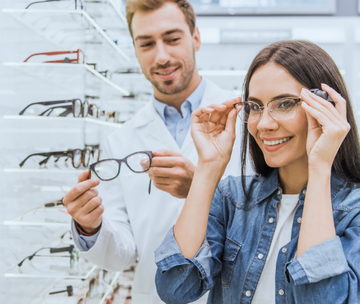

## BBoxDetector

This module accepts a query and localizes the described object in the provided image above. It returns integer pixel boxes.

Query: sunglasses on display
[234,88,335,123]
[19,148,92,168]
[88,151,153,194]
[25,0,83,10]
[18,245,79,269]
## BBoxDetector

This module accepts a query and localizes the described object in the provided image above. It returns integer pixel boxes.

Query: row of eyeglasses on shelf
[19,98,124,123]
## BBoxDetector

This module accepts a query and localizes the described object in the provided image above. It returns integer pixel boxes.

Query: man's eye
[168,38,180,43]
[140,42,153,48]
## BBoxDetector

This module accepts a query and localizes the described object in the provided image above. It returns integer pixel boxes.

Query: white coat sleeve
[71,136,137,271]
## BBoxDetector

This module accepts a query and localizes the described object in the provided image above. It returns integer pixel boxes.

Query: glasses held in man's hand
[88,151,153,194]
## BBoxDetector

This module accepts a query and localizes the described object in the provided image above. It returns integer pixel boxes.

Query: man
[63,0,242,303]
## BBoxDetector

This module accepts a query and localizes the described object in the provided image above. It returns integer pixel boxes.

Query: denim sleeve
[286,212,360,304]
[71,220,100,251]
[155,184,226,304]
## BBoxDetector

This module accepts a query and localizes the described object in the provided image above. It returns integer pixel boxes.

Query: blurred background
[0,0,359,303]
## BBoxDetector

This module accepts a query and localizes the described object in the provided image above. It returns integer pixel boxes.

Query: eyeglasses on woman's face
[234,97,302,124]
[234,88,335,124]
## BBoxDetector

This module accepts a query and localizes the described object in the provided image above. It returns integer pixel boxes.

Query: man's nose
[155,41,172,65]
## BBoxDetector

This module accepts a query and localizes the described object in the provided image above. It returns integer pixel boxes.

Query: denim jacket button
[269,217,274,224]
[297,217,302,224]
[282,247,287,253]
[277,189,281,195]
[303,189,306,195]
[258,253,264,260]
[279,289,284,296]
[245,290,251,297]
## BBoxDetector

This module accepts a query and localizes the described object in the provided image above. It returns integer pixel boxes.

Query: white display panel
[191,0,336,15]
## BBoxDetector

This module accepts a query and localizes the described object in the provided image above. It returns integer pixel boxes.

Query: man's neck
[153,70,202,115]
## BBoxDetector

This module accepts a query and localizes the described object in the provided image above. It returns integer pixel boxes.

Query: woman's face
[247,62,308,170]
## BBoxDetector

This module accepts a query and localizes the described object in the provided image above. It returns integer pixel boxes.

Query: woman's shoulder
[332,179,360,212]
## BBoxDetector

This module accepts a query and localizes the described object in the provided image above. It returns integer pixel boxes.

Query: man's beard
[146,52,196,95]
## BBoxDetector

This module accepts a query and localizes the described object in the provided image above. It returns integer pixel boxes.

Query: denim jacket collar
[255,168,348,206]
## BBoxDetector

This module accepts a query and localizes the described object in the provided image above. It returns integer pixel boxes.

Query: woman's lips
[262,137,293,152]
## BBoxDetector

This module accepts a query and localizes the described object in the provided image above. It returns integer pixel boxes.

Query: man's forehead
[132,3,189,39]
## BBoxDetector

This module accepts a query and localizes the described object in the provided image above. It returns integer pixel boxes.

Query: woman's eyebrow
[248,93,300,103]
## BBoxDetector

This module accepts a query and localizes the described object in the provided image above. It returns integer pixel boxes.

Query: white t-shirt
[252,194,299,304]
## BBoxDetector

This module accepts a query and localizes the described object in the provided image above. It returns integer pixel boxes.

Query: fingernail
[301,88,309,96]
[220,104,226,108]
[301,101,309,107]
[321,83,329,88]
[153,150,160,154]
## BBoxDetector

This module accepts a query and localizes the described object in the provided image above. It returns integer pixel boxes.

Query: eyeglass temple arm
[19,151,71,167]
[49,285,73,296]
[19,100,74,115]
[18,247,53,267]
[44,199,64,207]
[24,50,81,62]
[25,0,65,9]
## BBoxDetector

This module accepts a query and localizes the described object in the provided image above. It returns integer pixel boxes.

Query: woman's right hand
[191,97,242,166]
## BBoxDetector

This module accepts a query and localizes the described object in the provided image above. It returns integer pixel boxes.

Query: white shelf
[3,62,130,96]
[2,9,130,62]
[3,115,124,128]
[4,208,71,227]
[4,168,82,173]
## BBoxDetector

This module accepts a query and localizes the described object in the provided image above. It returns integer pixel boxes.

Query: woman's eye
[278,100,294,109]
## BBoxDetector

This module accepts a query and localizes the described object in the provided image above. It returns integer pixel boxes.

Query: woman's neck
[278,160,308,194]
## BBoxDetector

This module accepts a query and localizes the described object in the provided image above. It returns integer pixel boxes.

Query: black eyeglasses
[18,245,79,269]
[88,151,153,194]
[19,148,91,168]
[19,99,91,118]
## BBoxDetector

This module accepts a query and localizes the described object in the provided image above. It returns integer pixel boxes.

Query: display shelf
[2,9,130,62]
[5,261,97,279]
[4,168,82,173]
[2,62,130,96]
[4,207,71,227]
[3,116,124,128]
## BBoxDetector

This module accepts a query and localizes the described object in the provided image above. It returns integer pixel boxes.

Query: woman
[154,40,360,304]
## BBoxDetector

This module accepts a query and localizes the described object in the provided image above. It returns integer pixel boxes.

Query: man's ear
[193,27,201,52]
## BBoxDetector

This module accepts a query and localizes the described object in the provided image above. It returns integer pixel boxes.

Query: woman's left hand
[301,84,350,171]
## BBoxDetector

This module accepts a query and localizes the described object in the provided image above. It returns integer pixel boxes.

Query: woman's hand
[301,84,350,171]
[191,97,242,165]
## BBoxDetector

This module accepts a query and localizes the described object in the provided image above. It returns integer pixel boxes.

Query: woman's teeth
[263,137,291,146]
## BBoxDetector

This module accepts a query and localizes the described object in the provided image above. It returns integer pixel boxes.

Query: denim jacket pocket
[221,238,242,288]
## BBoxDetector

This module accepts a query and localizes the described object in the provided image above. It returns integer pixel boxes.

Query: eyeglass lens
[93,152,151,180]
[238,99,298,123]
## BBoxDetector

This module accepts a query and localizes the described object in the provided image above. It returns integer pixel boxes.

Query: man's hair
[240,40,360,187]
[126,0,196,38]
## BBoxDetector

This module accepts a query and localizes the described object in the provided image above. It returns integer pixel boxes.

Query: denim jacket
[155,169,360,304]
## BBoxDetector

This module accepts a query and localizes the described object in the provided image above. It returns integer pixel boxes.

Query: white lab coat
[72,80,244,304]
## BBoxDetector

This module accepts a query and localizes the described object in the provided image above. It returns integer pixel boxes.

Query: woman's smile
[261,136,293,152]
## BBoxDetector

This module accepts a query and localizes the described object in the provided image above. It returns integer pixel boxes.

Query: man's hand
[63,170,104,234]
[148,149,195,198]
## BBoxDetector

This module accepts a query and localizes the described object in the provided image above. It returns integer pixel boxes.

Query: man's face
[131,2,200,96]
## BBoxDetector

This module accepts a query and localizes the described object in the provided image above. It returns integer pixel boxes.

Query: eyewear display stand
[2,8,130,62]
[1,0,140,302]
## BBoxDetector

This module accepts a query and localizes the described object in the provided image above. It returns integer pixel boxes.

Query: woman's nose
[256,108,278,131]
